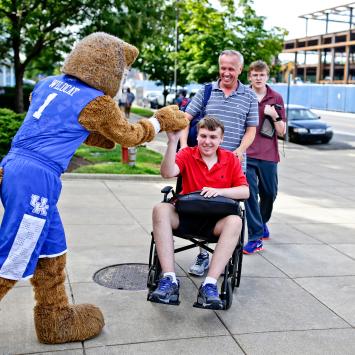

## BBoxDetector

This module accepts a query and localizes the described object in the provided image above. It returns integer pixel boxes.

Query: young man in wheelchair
[149,116,249,309]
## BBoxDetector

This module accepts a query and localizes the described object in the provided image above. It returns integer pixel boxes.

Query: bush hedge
[0,86,33,111]
[0,108,26,158]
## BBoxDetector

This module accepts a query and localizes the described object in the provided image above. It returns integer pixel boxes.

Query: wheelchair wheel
[147,244,161,290]
[229,248,239,289]
[221,279,233,310]
[147,264,160,290]
[236,247,243,288]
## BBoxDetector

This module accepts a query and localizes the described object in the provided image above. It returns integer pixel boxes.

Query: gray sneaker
[188,253,209,276]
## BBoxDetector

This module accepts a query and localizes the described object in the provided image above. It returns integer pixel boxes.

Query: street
[307,109,355,151]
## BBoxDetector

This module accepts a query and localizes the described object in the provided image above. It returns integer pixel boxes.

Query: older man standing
[180,50,258,276]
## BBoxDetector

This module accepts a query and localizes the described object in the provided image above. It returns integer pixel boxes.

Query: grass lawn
[72,144,162,174]
[131,106,154,117]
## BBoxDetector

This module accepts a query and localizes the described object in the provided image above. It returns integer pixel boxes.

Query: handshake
[154,105,189,132]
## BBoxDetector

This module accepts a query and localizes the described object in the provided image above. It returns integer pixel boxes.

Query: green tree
[138,38,176,104]
[0,0,99,113]
[177,0,238,83]
[237,0,286,79]
[0,0,174,112]
[136,4,178,104]
[83,0,177,104]
[177,0,287,83]
[25,45,63,80]
[81,0,169,51]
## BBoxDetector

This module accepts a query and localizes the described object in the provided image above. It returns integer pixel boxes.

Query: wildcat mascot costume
[0,32,187,344]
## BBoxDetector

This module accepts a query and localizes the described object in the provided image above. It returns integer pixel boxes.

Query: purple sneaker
[262,224,270,240]
[243,239,264,254]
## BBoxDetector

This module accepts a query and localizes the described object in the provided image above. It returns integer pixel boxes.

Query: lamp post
[173,0,179,95]
[285,73,291,142]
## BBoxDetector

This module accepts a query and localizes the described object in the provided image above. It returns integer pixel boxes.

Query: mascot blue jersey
[11,74,104,173]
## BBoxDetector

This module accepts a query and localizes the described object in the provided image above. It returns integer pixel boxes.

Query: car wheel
[288,132,297,143]
[321,137,331,144]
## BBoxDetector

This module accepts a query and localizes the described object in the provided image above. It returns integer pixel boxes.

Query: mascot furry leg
[0,277,16,300]
[0,165,105,344]
[0,256,104,344]
[30,255,104,344]
[0,169,104,343]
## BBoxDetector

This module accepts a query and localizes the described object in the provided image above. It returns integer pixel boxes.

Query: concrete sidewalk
[1,140,355,355]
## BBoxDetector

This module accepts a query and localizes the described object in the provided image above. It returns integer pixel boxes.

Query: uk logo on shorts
[30,194,49,216]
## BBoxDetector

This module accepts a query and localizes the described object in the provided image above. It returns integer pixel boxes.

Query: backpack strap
[201,83,212,117]
[186,83,213,147]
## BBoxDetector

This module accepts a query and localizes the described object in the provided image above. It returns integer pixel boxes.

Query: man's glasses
[250,73,267,79]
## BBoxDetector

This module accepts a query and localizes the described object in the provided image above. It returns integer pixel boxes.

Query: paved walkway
[1,136,355,354]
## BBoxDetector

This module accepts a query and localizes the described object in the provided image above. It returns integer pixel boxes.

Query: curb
[62,173,175,182]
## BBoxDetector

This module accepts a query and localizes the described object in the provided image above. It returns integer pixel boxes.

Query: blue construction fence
[269,84,355,113]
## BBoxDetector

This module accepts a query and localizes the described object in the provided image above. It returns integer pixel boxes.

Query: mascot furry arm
[0,32,187,345]
[80,98,183,149]
[61,32,188,149]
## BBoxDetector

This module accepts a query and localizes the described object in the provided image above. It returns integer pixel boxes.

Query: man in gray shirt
[180,50,258,276]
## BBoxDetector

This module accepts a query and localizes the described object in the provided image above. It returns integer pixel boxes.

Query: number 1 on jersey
[33,93,58,119]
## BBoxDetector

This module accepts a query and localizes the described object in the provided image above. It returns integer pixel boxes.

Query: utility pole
[286,73,291,142]
[173,0,179,95]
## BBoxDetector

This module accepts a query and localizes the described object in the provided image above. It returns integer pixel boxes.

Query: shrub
[0,108,26,158]
[0,86,33,111]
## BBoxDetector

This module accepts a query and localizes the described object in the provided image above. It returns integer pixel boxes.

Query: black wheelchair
[147,185,245,310]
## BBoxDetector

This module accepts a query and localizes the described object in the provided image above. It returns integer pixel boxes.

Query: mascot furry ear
[0,32,188,344]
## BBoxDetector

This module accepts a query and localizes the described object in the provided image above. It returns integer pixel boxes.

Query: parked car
[157,87,182,107]
[144,91,160,108]
[286,104,333,144]
[155,84,202,108]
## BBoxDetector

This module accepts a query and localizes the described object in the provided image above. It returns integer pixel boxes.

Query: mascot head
[62,32,139,98]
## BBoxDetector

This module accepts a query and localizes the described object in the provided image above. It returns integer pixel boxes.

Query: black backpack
[179,97,190,111]
[182,84,212,147]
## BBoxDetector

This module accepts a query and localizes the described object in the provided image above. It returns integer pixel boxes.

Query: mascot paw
[155,105,188,132]
[34,304,104,344]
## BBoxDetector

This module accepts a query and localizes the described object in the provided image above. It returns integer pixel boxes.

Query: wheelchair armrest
[161,186,173,194]
[161,185,175,202]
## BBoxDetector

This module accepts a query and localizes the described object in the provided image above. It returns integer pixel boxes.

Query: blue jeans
[245,158,278,242]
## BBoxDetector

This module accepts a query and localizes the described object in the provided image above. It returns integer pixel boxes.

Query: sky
[251,0,354,39]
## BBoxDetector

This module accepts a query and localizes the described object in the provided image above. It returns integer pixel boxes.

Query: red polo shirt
[176,146,248,195]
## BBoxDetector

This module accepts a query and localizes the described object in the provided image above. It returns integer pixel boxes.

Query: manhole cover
[93,263,149,290]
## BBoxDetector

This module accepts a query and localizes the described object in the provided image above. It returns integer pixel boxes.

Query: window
[288,109,318,120]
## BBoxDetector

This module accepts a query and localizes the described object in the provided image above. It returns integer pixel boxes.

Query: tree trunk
[15,70,24,113]
[163,86,168,106]
[12,21,25,113]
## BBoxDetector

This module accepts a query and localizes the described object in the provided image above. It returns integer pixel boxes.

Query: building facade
[283,2,355,84]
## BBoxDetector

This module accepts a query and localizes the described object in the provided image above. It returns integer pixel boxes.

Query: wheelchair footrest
[147,291,180,306]
[193,300,225,310]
